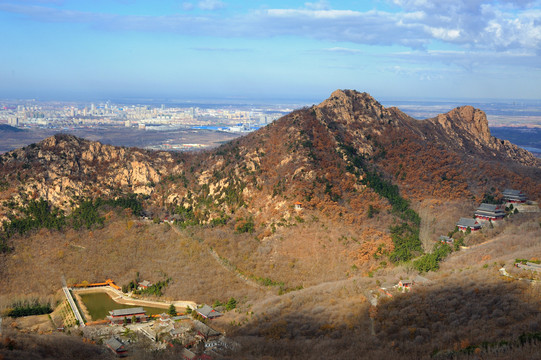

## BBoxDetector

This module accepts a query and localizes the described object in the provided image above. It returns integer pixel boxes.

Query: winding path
[170,225,266,290]
[499,267,540,284]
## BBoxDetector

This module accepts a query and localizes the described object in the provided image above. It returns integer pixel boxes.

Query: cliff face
[426,105,539,166]
[433,106,491,143]
[0,134,182,216]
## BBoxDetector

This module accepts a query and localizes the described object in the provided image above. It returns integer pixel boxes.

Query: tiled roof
[196,304,222,318]
[105,337,125,351]
[477,203,502,212]
[110,307,146,317]
[457,218,480,228]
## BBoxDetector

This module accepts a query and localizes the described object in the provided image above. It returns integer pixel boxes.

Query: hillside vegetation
[1,89,541,359]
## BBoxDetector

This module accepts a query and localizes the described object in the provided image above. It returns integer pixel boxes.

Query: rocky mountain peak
[433,105,492,143]
[322,89,379,106]
[41,133,80,147]
[316,89,390,125]
[423,104,539,167]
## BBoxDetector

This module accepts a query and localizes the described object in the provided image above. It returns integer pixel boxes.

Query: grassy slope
[212,212,541,359]
[1,166,540,360]
[0,210,268,308]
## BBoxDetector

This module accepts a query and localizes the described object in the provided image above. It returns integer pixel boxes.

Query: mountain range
[1,90,540,359]
[1,89,539,219]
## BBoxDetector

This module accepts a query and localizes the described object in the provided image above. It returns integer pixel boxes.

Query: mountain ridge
[1,89,539,224]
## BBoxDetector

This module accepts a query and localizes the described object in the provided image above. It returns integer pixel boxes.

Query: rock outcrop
[0,134,182,214]
[426,106,539,166]
[312,89,539,168]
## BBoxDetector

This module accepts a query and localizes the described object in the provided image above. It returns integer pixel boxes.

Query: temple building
[474,203,506,221]
[105,337,127,357]
[196,305,223,319]
[503,189,527,203]
[457,218,482,232]
[439,235,454,244]
[107,307,147,324]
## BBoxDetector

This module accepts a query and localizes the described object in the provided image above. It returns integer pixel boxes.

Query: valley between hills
[1,90,540,359]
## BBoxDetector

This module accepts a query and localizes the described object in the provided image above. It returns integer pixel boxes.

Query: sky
[0,0,540,102]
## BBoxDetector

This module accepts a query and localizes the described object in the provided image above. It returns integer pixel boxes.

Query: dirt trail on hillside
[418,205,434,251]
[170,225,268,291]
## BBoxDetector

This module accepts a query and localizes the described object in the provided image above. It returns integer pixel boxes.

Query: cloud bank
[0,0,539,54]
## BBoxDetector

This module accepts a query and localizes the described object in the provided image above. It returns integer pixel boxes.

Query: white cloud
[428,27,461,41]
[197,0,225,11]
[265,9,361,19]
[182,2,194,11]
[0,0,539,55]
[305,0,331,10]
[386,48,541,71]
[480,9,541,50]
[191,47,250,52]
[322,47,362,54]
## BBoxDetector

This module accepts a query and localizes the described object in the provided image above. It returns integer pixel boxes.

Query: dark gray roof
[503,189,523,196]
[105,337,125,351]
[477,203,503,212]
[475,210,505,216]
[193,320,221,337]
[475,203,505,218]
[439,235,453,242]
[457,218,480,228]
[503,189,527,200]
[197,304,222,318]
[110,307,145,317]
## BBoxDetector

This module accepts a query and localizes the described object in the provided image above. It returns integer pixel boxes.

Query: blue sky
[0,0,540,102]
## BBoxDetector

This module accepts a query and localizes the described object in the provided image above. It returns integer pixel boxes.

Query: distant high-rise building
[8,117,19,126]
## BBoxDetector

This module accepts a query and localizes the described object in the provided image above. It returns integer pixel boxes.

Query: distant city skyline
[1,0,540,102]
